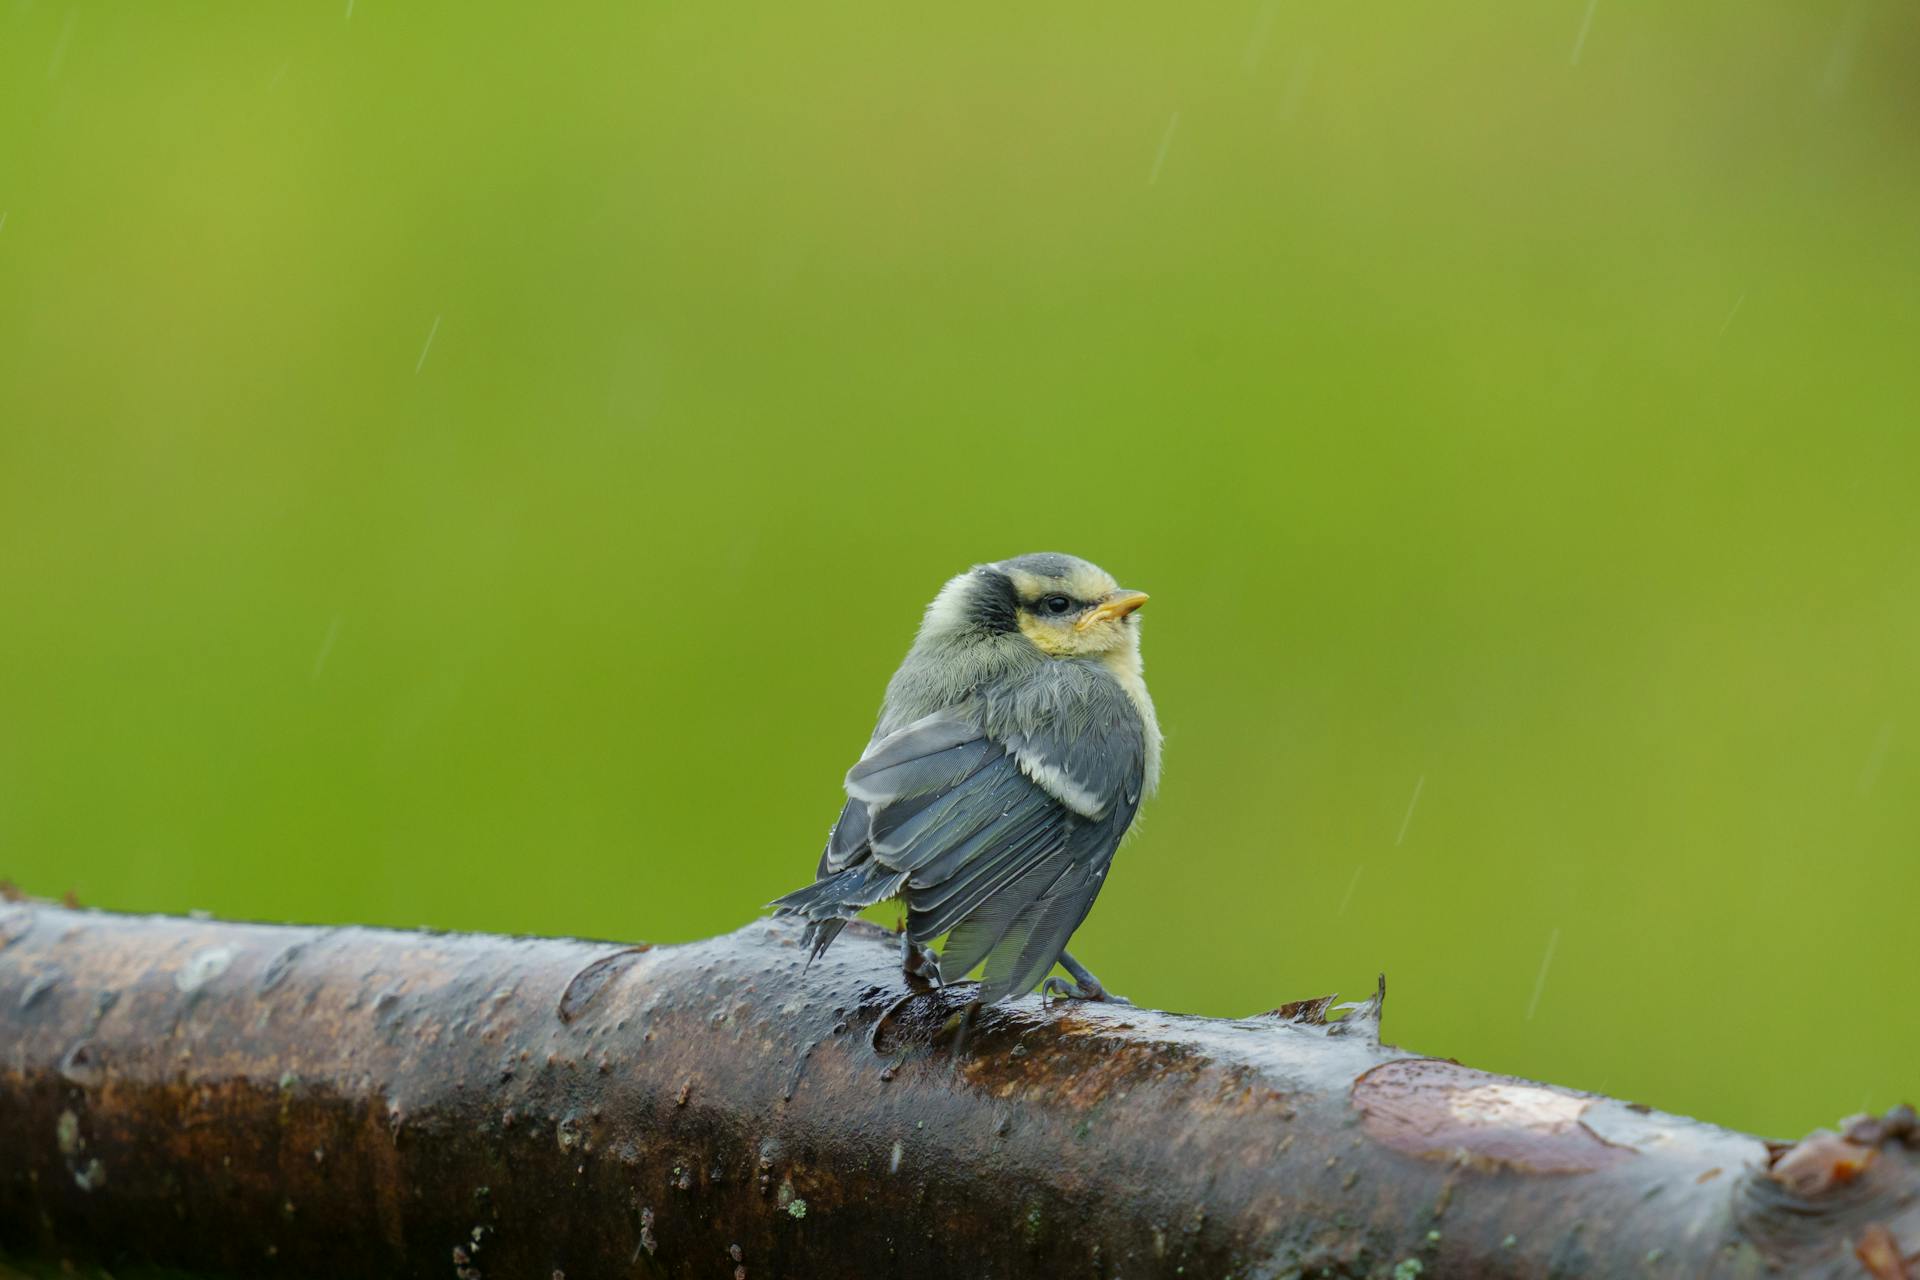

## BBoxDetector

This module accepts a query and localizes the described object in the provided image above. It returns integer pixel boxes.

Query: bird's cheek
[1017,615,1072,657]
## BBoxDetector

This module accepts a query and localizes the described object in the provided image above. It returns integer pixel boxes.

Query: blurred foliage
[2,0,1916,1140]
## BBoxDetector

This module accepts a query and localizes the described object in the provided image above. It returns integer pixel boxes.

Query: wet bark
[1,902,1915,1279]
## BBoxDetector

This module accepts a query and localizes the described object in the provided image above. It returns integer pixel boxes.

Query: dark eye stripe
[968,568,1021,633]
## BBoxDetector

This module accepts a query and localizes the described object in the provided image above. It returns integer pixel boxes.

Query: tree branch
[1,903,1914,1278]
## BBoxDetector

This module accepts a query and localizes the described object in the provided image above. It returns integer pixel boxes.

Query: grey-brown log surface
[1,901,1915,1279]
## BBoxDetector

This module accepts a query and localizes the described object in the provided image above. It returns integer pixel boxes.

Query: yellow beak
[1076,590,1150,630]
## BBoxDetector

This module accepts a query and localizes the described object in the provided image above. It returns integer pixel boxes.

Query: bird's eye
[1041,594,1075,616]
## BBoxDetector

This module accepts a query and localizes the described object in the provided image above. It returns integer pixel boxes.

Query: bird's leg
[900,930,943,992]
[1042,950,1131,1004]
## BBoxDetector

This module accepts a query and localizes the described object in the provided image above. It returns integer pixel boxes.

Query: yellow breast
[1102,648,1162,795]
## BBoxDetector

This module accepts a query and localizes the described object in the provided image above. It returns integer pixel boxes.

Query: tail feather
[800,916,850,961]
[770,859,908,962]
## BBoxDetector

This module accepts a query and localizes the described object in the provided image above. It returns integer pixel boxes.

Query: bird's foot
[1044,951,1131,1004]
[900,934,943,992]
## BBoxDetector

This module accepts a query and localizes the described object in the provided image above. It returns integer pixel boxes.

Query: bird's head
[922,552,1148,660]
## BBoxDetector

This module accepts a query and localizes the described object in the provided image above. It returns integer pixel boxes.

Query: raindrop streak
[1717,294,1746,337]
[1336,865,1364,916]
[1858,721,1894,795]
[1243,0,1279,74]
[311,616,342,682]
[48,8,78,79]
[1148,112,1180,186]
[414,315,441,374]
[1570,0,1598,66]
[1820,7,1862,98]
[1277,48,1320,123]
[1394,775,1425,846]
[0,212,8,234]
[345,0,355,19]
[1525,928,1561,1020]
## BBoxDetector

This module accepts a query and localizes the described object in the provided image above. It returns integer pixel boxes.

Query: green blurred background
[2,0,1915,1141]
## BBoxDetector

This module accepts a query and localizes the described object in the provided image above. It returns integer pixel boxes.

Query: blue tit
[772,552,1159,1003]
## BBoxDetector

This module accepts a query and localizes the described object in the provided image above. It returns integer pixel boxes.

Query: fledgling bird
[771,553,1160,1003]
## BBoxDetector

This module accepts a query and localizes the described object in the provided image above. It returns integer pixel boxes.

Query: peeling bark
[0,903,1915,1278]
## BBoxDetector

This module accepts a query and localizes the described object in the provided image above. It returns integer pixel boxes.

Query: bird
[771,552,1160,1003]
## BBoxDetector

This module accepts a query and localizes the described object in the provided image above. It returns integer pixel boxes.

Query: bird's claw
[901,936,943,992]
[1041,975,1131,1005]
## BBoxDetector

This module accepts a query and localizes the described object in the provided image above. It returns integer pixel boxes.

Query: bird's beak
[1077,590,1150,630]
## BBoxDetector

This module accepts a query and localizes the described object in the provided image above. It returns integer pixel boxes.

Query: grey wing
[814,714,992,878]
[775,698,1145,1003]
[949,688,1147,1001]
[775,714,1005,953]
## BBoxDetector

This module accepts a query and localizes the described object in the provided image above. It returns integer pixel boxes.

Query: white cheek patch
[1010,747,1107,819]
[921,573,977,633]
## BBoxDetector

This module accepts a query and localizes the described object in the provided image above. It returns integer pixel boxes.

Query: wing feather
[979,867,1104,1002]
[775,665,1147,1000]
